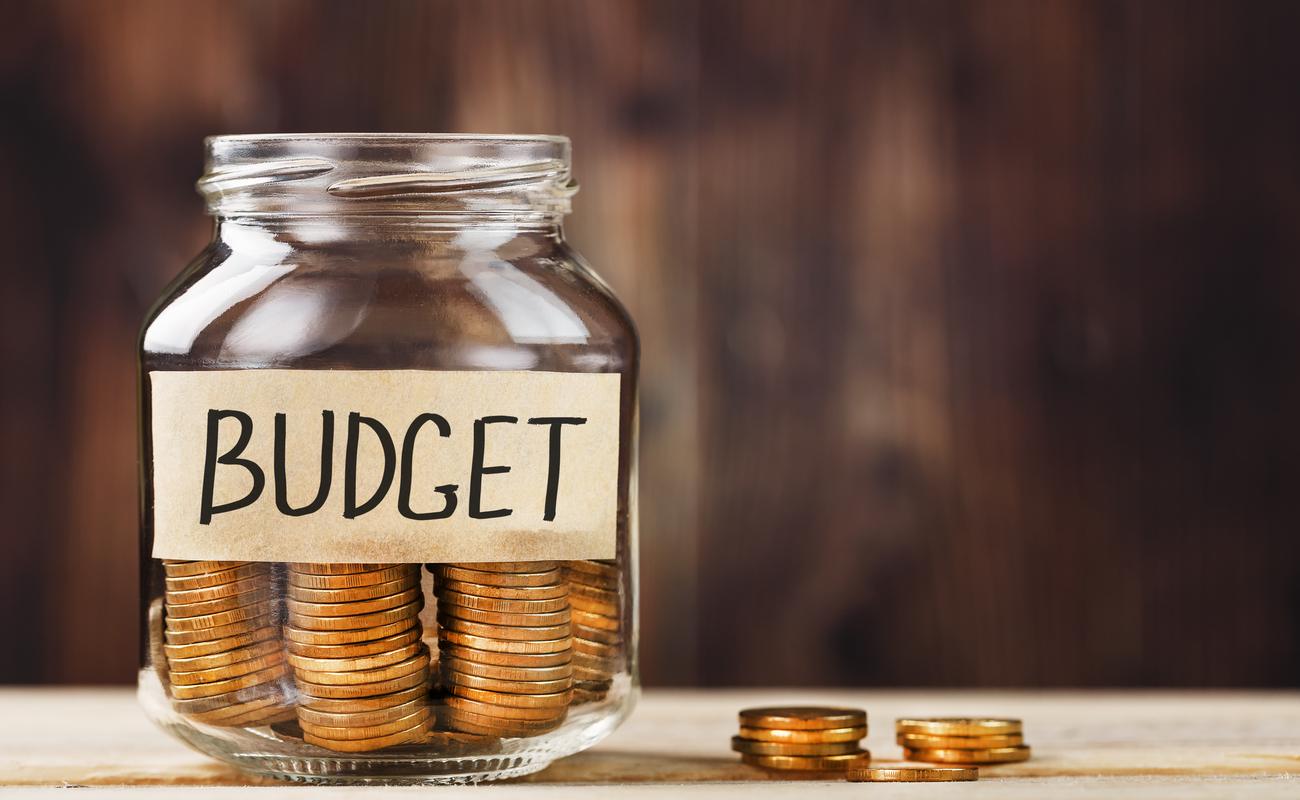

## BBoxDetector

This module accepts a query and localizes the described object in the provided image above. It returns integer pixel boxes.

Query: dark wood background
[2,0,1298,687]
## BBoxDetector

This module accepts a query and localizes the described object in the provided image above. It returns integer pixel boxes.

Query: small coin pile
[563,560,624,702]
[897,717,1031,765]
[432,562,574,737]
[285,563,433,752]
[160,559,292,727]
[733,707,869,772]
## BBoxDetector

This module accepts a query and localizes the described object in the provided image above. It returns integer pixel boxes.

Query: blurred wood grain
[0,0,1297,686]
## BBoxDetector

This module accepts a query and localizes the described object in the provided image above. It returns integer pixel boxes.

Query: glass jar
[137,134,638,784]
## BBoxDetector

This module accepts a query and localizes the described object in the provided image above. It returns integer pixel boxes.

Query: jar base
[142,673,636,785]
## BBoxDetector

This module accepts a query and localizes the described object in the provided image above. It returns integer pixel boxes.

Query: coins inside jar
[160,560,291,726]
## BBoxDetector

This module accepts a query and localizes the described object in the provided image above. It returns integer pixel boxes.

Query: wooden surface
[2,687,1299,796]
[4,1,1300,688]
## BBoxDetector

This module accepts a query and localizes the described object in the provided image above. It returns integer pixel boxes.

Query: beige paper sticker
[150,370,620,562]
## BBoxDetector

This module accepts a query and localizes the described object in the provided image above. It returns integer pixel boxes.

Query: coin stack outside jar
[563,560,624,702]
[896,718,1031,765]
[160,560,293,726]
[285,563,433,752]
[431,562,574,737]
[732,707,870,772]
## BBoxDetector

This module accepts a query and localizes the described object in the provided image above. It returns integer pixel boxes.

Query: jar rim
[200,133,576,218]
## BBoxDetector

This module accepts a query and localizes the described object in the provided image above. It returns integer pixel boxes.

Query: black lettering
[344,412,396,518]
[273,410,334,517]
[398,413,458,520]
[199,409,265,524]
[469,415,517,519]
[527,417,587,522]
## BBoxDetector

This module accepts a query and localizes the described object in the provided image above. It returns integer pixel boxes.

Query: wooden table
[3,688,1299,796]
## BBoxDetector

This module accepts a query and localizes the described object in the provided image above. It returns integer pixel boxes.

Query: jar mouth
[200,133,576,219]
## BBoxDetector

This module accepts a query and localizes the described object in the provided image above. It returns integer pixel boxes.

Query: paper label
[150,370,620,562]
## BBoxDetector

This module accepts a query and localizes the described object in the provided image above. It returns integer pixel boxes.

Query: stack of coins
[733,707,869,772]
[896,718,1031,765]
[562,560,623,702]
[161,559,293,727]
[285,563,433,752]
[432,562,574,737]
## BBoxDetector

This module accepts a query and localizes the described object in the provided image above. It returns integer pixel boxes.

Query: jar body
[138,211,638,783]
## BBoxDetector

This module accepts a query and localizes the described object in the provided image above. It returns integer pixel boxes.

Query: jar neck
[213,215,565,246]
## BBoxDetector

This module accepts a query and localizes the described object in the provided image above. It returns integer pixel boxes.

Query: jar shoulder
[141,231,637,373]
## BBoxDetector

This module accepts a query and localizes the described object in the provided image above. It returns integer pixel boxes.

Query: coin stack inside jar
[432,562,574,737]
[896,718,1031,765]
[562,560,624,703]
[733,707,870,773]
[161,559,293,727]
[285,563,433,753]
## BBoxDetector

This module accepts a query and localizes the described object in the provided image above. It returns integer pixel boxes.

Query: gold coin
[290,562,391,575]
[165,600,278,632]
[448,685,572,709]
[572,624,622,646]
[165,576,270,605]
[452,561,560,573]
[166,638,283,673]
[292,649,429,686]
[300,706,432,741]
[287,587,422,618]
[572,665,616,682]
[904,745,1031,764]
[444,695,568,721]
[438,603,570,628]
[435,565,562,587]
[289,565,416,590]
[304,722,427,752]
[286,627,421,659]
[284,617,417,646]
[286,641,423,674]
[848,766,978,783]
[443,708,563,737]
[287,599,423,631]
[570,608,620,631]
[217,705,296,728]
[740,706,867,731]
[436,579,567,600]
[896,718,1022,737]
[563,569,618,592]
[184,694,283,724]
[442,657,572,683]
[294,664,428,699]
[164,563,269,591]
[169,680,285,714]
[170,662,288,700]
[287,575,419,603]
[572,637,622,659]
[443,669,572,695]
[297,695,429,728]
[163,624,277,659]
[730,737,864,757]
[436,614,571,642]
[740,752,866,771]
[165,587,274,618]
[738,725,866,744]
[170,649,286,686]
[573,652,624,674]
[162,560,247,577]
[440,630,571,655]
[568,594,620,617]
[163,614,275,645]
[443,643,572,668]
[562,560,619,579]
[899,732,1024,749]
[297,682,427,714]
[571,687,609,704]
[567,582,618,605]
[437,590,569,614]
